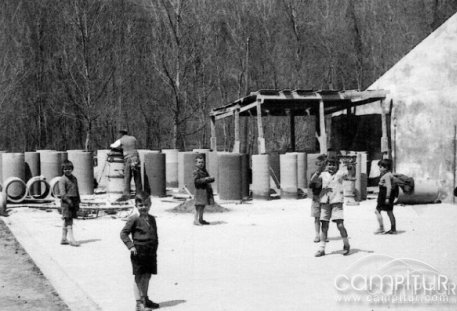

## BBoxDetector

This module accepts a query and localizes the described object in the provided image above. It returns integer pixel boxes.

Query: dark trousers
[124,157,142,196]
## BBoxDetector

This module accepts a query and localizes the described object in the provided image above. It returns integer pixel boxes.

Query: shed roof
[210,89,387,120]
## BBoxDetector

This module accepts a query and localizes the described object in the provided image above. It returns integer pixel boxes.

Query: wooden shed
[209,89,388,155]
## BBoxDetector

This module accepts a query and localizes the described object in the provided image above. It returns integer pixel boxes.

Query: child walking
[121,192,160,310]
[59,160,80,247]
[314,157,351,257]
[308,154,327,243]
[374,159,398,234]
[193,154,215,226]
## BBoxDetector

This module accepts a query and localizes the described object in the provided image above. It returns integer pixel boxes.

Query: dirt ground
[0,218,70,311]
[3,197,457,311]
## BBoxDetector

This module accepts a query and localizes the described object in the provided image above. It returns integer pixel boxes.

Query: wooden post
[318,99,328,154]
[287,109,296,152]
[256,100,265,154]
[380,99,389,158]
[355,152,362,202]
[210,116,217,151]
[233,109,240,153]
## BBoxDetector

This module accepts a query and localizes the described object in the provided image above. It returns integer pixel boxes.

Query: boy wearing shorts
[315,157,351,257]
[121,192,160,310]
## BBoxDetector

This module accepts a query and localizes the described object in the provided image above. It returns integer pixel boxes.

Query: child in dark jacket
[193,154,215,226]
[59,160,80,247]
[374,159,398,234]
[121,192,160,310]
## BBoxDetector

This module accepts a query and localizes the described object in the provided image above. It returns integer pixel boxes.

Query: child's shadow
[375,230,406,235]
[78,239,102,245]
[328,248,374,256]
[207,221,227,225]
[158,299,186,308]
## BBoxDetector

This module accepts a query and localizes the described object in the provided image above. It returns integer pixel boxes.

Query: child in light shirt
[314,157,351,257]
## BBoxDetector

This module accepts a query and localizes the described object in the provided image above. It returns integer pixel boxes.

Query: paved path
[4,198,457,310]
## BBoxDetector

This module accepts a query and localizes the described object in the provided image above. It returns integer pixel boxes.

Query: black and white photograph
[1,1,457,310]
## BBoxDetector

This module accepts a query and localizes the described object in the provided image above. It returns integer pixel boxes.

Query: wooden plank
[286,109,296,152]
[256,100,265,153]
[380,100,389,155]
[210,116,217,151]
[233,109,240,153]
[318,98,327,154]
[239,101,259,114]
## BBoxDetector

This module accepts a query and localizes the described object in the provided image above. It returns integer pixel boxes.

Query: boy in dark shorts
[374,159,398,234]
[121,192,160,310]
[59,160,80,247]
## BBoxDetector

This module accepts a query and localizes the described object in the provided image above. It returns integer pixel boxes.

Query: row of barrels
[2,176,62,203]
[0,149,360,202]
[0,149,440,203]
[0,150,94,202]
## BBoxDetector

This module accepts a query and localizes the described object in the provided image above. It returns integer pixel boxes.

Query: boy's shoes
[60,239,69,245]
[343,244,351,256]
[200,220,210,225]
[193,221,202,226]
[69,241,80,247]
[374,228,385,234]
[384,230,397,235]
[313,237,320,243]
[314,250,325,257]
[145,297,160,309]
[136,300,151,311]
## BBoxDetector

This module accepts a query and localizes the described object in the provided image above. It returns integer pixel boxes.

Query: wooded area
[1,0,456,152]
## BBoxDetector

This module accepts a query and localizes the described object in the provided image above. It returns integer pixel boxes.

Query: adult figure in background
[111,129,142,201]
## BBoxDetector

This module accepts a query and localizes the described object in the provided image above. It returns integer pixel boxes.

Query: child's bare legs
[194,205,202,225]
[315,220,329,257]
[134,274,152,309]
[313,217,321,242]
[62,218,79,246]
[199,205,209,225]
[374,209,385,234]
[61,220,68,245]
[385,211,397,234]
[335,220,350,255]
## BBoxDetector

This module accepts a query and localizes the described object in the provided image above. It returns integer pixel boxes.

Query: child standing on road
[374,159,398,234]
[121,192,160,310]
[193,154,215,226]
[314,157,351,257]
[308,154,327,243]
[59,160,80,247]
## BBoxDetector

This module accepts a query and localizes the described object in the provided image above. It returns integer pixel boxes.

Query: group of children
[57,153,397,310]
[309,154,397,257]
[57,160,159,310]
[56,154,215,311]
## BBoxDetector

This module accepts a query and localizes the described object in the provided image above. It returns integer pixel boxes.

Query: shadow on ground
[328,248,374,256]
[78,238,102,245]
[208,221,227,225]
[159,299,186,308]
